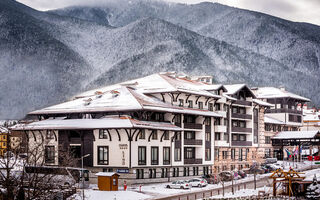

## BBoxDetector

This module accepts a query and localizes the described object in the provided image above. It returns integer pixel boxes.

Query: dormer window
[178,99,184,107]
[198,102,203,109]
[188,100,193,108]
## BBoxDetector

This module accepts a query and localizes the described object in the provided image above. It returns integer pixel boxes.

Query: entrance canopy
[272,131,320,146]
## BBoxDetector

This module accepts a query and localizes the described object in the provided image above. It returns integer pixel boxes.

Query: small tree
[0,128,76,199]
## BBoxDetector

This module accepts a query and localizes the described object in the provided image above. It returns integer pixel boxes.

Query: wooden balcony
[233,100,252,106]
[184,158,202,164]
[265,108,302,114]
[231,127,252,133]
[231,141,252,146]
[184,139,203,145]
[184,123,202,130]
[231,113,252,119]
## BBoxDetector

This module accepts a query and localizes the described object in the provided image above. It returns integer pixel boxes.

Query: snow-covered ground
[209,186,272,199]
[67,163,320,200]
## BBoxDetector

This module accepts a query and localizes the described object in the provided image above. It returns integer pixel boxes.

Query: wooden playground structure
[269,168,309,197]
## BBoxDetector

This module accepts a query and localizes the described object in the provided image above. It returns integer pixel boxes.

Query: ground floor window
[203,166,209,175]
[205,148,211,160]
[149,169,156,178]
[161,168,168,178]
[174,148,181,161]
[45,146,55,163]
[136,169,144,179]
[183,167,190,176]
[163,147,170,165]
[151,147,159,165]
[173,168,179,177]
[98,146,109,165]
[193,167,199,176]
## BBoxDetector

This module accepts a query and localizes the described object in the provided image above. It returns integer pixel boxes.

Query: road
[154,176,271,200]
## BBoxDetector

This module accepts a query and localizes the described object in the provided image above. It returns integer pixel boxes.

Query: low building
[0,126,8,156]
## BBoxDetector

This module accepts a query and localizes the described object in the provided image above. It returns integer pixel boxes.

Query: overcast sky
[17,0,320,26]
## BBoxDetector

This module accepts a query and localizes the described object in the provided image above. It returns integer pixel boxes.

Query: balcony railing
[231,113,252,119]
[184,139,203,145]
[232,127,252,133]
[265,108,302,114]
[184,123,202,129]
[233,100,252,106]
[214,125,227,132]
[231,141,252,146]
[184,158,202,164]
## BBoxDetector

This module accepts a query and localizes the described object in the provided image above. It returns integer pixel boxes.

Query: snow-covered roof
[224,84,256,98]
[252,87,310,102]
[223,94,237,101]
[29,74,222,117]
[264,116,285,125]
[95,172,119,177]
[304,113,320,122]
[0,126,8,133]
[10,116,183,131]
[253,99,273,107]
[273,131,320,139]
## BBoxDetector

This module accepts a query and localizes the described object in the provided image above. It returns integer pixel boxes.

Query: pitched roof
[224,84,256,98]
[253,99,273,107]
[252,87,310,102]
[264,115,285,125]
[0,126,8,133]
[10,116,183,131]
[272,131,320,139]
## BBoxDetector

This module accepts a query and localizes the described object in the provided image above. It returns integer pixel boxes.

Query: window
[174,148,181,161]
[205,148,211,160]
[184,131,195,139]
[175,132,181,140]
[161,168,168,178]
[205,132,211,141]
[174,115,181,123]
[214,148,219,160]
[136,169,144,179]
[188,100,193,108]
[45,146,55,163]
[231,148,235,160]
[232,120,238,127]
[152,131,158,140]
[98,146,109,165]
[208,103,213,111]
[232,134,238,141]
[204,117,211,125]
[179,99,184,107]
[149,169,156,178]
[239,121,246,128]
[239,149,243,161]
[185,147,195,159]
[232,107,238,113]
[139,129,145,139]
[215,104,221,111]
[215,132,221,140]
[151,147,159,165]
[193,167,199,176]
[46,130,54,139]
[265,136,271,144]
[163,131,169,140]
[222,151,228,159]
[138,146,146,165]
[183,167,190,176]
[239,107,246,114]
[214,118,221,125]
[239,134,246,141]
[163,147,170,165]
[198,102,203,109]
[224,133,229,142]
[99,129,108,139]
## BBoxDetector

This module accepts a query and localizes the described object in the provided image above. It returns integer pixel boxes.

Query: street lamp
[81,154,90,200]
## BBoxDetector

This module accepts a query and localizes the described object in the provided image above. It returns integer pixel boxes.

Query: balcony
[184,123,202,130]
[184,158,202,164]
[231,127,252,133]
[265,108,302,114]
[231,141,252,146]
[233,100,252,106]
[184,139,202,145]
[214,125,227,132]
[232,113,252,120]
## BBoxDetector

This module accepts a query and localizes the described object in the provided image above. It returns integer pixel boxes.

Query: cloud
[16,0,320,25]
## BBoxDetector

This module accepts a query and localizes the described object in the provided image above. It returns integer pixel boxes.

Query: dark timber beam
[195,96,201,105]
[106,129,112,141]
[148,130,154,142]
[135,129,142,141]
[115,129,121,141]
[185,94,192,103]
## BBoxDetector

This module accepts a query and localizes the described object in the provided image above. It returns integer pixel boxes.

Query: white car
[166,180,191,189]
[188,178,208,187]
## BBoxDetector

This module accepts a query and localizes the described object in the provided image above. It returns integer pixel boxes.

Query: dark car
[219,171,233,182]
[201,174,220,184]
[238,170,247,178]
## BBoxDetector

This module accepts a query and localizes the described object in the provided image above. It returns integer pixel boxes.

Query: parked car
[166,180,191,189]
[219,171,233,182]
[188,178,207,187]
[238,170,247,178]
[201,174,219,184]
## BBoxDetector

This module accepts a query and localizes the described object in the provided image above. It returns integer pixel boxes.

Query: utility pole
[254,169,257,190]
[231,171,234,195]
[81,154,90,200]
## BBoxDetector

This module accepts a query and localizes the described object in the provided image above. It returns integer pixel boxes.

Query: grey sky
[17,0,320,26]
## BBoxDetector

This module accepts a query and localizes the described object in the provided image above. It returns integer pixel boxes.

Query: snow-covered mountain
[0,0,319,119]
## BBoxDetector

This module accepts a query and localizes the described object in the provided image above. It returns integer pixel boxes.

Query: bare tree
[0,128,77,200]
